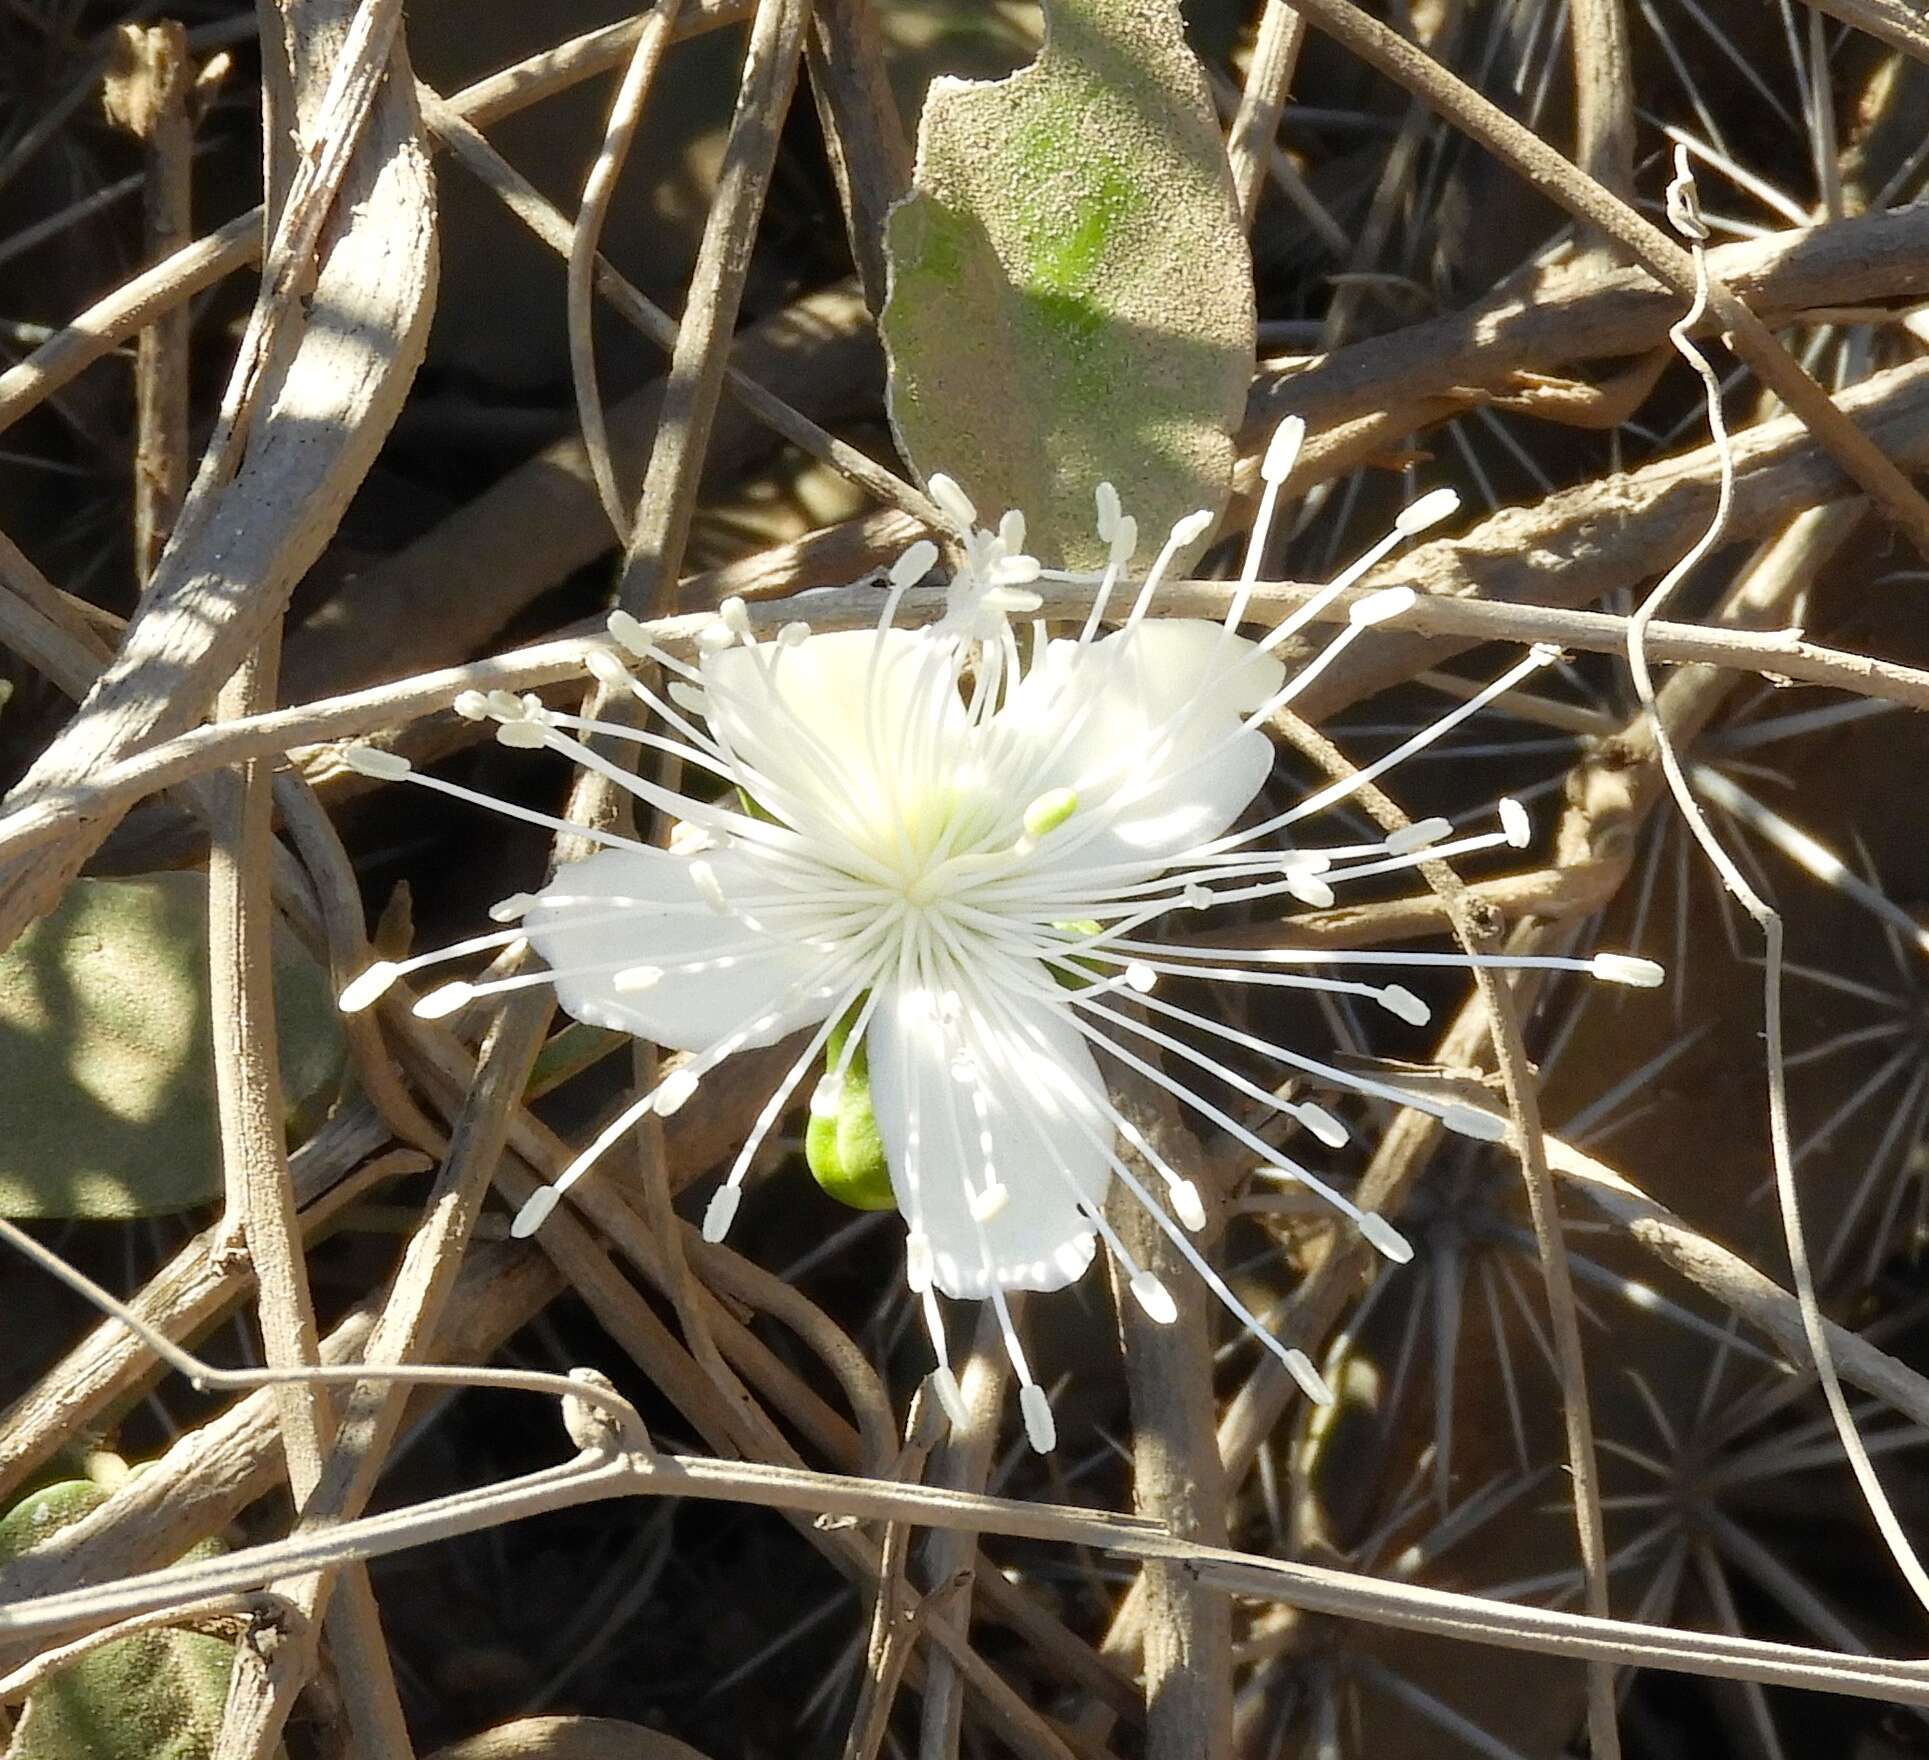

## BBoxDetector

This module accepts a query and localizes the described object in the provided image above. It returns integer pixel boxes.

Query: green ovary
[806,1010,896,1212]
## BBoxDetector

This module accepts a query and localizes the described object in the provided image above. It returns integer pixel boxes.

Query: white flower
[340,420,1662,1453]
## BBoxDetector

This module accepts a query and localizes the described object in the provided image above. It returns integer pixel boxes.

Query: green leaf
[881,0,1254,568]
[805,1013,896,1213]
[0,874,346,1219]
[0,1477,235,1760]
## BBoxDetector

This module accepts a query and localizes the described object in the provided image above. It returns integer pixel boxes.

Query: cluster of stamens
[337,419,1662,1452]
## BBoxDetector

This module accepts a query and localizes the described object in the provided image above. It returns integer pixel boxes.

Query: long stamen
[341,746,654,854]
[703,962,885,1242]
[941,945,1333,1402]
[931,950,1178,1322]
[343,456,1669,1461]
[511,931,885,1236]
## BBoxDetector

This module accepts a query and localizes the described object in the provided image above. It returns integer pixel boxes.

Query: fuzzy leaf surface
[881,0,1254,567]
[0,874,344,1218]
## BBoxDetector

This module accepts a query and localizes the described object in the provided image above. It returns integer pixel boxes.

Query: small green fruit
[805,1012,896,1212]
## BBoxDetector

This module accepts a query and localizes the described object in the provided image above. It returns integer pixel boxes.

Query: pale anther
[969,1183,1011,1223]
[488,893,535,922]
[1500,796,1532,848]
[1591,952,1665,987]
[654,1068,701,1116]
[1261,414,1307,484]
[1171,1180,1207,1231]
[605,609,650,656]
[1379,984,1431,1025]
[1023,787,1079,841]
[1359,1213,1414,1264]
[1184,884,1212,910]
[927,471,977,528]
[719,596,752,641]
[453,689,490,720]
[1171,508,1214,547]
[1298,1102,1348,1148]
[1019,1383,1057,1454]
[1130,1271,1179,1324]
[1285,871,1336,909]
[889,540,939,589]
[931,1366,968,1427]
[1095,480,1121,540]
[702,1185,741,1243]
[1384,816,1451,855]
[510,1187,561,1239]
[343,744,412,781]
[414,981,475,1019]
[584,648,629,689]
[337,961,400,1013]
[1395,486,1461,535]
[1350,585,1416,626]
[1286,1349,1334,1405]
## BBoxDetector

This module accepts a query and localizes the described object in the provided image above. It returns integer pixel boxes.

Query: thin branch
[805,0,912,311]
[840,1394,944,1760]
[1627,153,1929,1615]
[1106,1082,1234,1760]
[0,1,757,437]
[1226,2,1309,229]
[13,1412,1929,1711]
[1540,1137,1929,1435]
[11,545,1929,882]
[1803,0,1929,67]
[567,1,685,537]
[0,0,436,952]
[1568,0,1636,210]
[1282,0,1929,554]
[208,632,356,1759]
[101,21,194,579]
[0,1133,425,1504]
[0,1596,306,1706]
[617,0,815,615]
[1271,713,1619,1760]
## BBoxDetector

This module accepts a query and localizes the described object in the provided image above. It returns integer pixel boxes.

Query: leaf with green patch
[0,1474,236,1760]
[0,873,346,1219]
[806,1011,896,1213]
[881,0,1254,568]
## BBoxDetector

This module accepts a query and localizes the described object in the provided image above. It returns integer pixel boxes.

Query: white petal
[523,846,833,1052]
[1107,621,1287,719]
[867,981,1113,1298]
[702,629,965,833]
[1001,621,1280,870]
